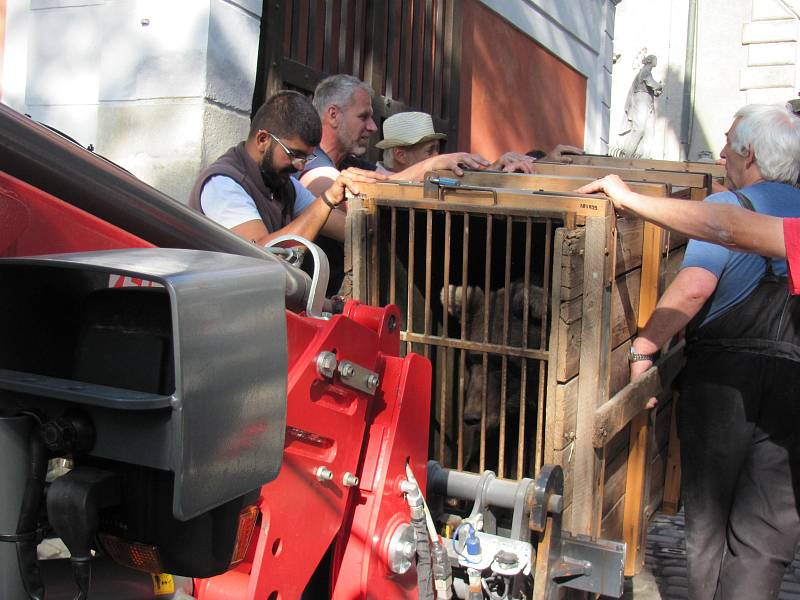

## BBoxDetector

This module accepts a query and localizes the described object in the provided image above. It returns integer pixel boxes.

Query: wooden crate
[565,154,726,181]
[344,172,697,574]
[524,161,712,200]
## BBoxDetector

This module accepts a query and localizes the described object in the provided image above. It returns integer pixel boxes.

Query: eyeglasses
[267,132,316,169]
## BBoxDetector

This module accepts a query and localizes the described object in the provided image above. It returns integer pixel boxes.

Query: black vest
[688,191,800,362]
[189,142,295,233]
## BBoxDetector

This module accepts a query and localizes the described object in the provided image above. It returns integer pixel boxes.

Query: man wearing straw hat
[376,111,585,175]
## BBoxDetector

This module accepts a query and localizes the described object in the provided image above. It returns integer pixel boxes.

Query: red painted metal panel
[0,171,152,258]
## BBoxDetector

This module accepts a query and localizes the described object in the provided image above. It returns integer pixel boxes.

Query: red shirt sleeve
[783,218,800,295]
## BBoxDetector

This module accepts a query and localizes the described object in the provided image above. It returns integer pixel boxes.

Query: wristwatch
[628,346,658,363]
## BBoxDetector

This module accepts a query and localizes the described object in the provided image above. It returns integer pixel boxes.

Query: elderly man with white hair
[374,111,447,174]
[590,104,800,600]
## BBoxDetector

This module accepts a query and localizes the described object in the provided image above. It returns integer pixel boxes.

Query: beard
[338,125,369,157]
[260,145,297,190]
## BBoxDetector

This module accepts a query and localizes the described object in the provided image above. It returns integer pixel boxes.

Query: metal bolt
[339,362,355,378]
[387,314,397,332]
[315,466,333,482]
[316,351,337,379]
[547,494,564,515]
[366,373,380,391]
[140,18,150,26]
[387,524,415,574]
[401,541,415,559]
[342,472,359,487]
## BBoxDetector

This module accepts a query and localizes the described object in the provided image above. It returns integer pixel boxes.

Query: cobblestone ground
[623,511,800,600]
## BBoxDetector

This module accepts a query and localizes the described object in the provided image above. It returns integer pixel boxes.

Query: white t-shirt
[200,175,316,229]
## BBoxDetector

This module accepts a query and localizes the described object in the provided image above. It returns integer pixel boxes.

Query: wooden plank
[432,0,445,117]
[617,216,667,575]
[558,230,585,300]
[363,0,387,94]
[602,495,625,541]
[649,401,673,461]
[384,0,401,99]
[690,185,709,201]
[558,217,644,303]
[442,0,462,141]
[278,57,325,92]
[254,0,288,106]
[623,409,652,576]
[609,339,632,397]
[646,448,667,517]
[345,198,369,301]
[557,268,641,382]
[421,0,434,111]
[409,0,423,105]
[592,341,685,448]
[661,395,682,514]
[528,162,710,191]
[615,217,645,275]
[603,440,629,517]
[571,214,614,536]
[569,154,727,180]
[338,0,352,74]
[352,0,365,78]
[360,180,613,218]
[431,170,669,198]
[322,0,335,73]
[550,377,578,453]
[637,222,664,328]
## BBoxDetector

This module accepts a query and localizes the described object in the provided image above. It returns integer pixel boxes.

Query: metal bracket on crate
[423,173,499,205]
[529,464,626,599]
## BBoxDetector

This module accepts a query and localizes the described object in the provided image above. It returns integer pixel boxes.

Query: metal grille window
[366,200,563,480]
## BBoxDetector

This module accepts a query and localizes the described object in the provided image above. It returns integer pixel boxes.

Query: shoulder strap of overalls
[733,190,775,276]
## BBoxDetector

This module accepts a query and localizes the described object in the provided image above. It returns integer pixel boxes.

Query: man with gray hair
[598,104,800,600]
[299,74,490,199]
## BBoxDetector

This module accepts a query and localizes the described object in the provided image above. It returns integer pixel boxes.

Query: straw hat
[375,112,447,149]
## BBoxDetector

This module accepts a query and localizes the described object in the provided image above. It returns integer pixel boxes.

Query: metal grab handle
[423,175,499,205]
[265,235,329,318]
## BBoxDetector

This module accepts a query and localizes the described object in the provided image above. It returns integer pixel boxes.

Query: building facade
[610,0,800,161]
[1,0,618,203]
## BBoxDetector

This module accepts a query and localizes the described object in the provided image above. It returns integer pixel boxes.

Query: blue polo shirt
[682,181,800,326]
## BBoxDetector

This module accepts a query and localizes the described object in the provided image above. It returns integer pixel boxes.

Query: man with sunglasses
[189,90,380,245]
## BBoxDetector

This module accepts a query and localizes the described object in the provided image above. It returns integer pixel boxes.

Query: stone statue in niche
[615,54,663,158]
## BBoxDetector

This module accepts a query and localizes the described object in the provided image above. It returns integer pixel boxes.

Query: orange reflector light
[230,505,259,567]
[99,533,164,574]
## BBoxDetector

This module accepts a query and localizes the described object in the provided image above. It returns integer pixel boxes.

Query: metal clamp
[265,235,329,318]
[423,174,500,205]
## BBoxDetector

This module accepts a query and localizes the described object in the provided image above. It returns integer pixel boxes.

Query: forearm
[617,191,786,258]
[633,268,716,354]
[251,199,333,245]
[319,208,346,242]
[389,161,432,182]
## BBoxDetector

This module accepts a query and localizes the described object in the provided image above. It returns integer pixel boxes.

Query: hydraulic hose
[412,510,434,600]
[16,421,48,600]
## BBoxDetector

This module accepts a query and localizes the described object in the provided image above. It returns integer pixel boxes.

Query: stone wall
[2,0,261,203]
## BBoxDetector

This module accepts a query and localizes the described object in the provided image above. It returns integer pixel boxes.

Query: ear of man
[326,104,340,128]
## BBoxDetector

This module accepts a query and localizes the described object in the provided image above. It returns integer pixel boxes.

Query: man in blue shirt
[611,104,800,600]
